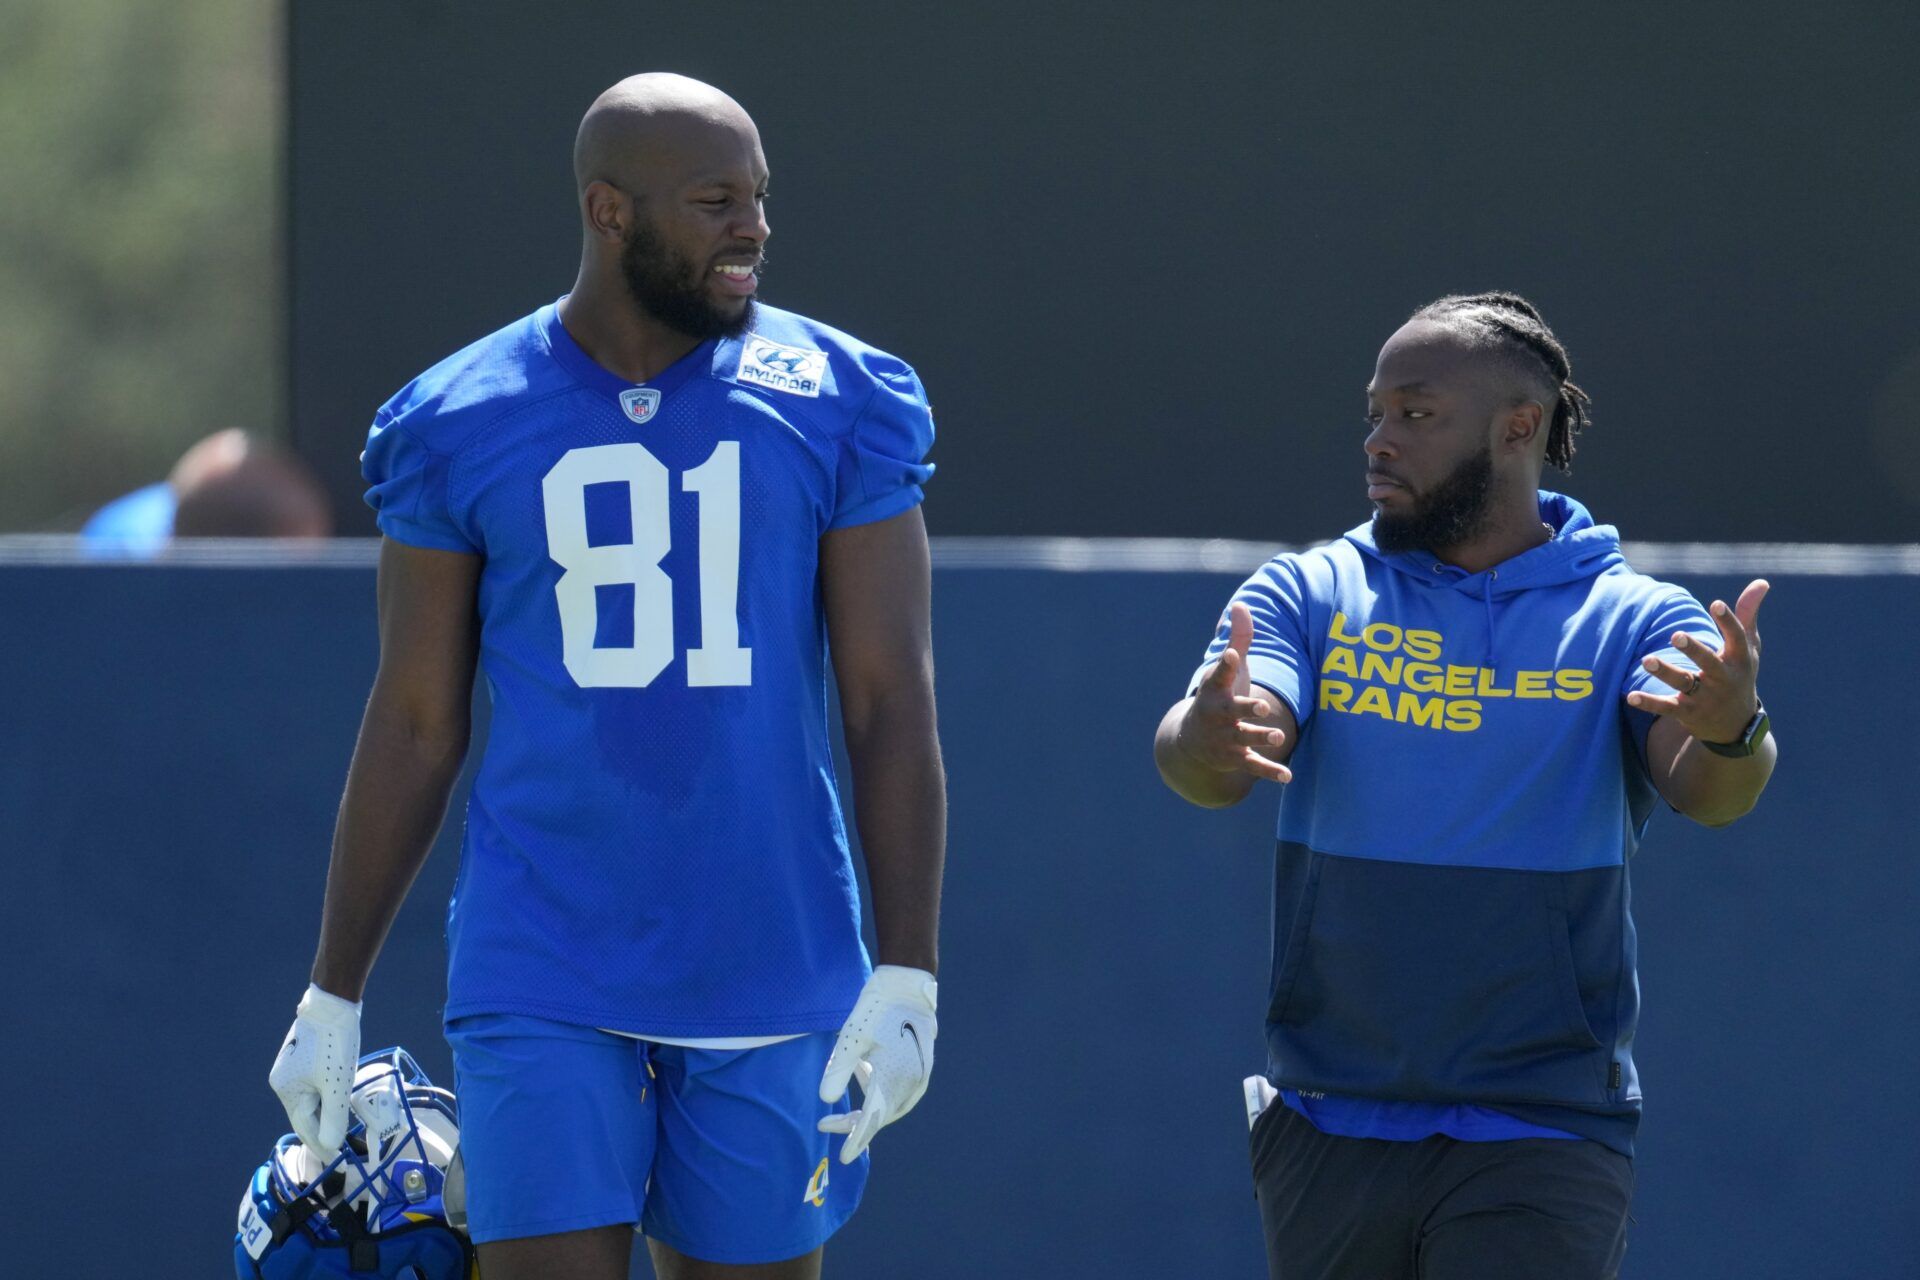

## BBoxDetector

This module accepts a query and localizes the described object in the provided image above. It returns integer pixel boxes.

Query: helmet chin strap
[324,1192,382,1272]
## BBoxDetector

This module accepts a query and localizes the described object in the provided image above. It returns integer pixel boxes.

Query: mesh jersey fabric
[362,299,934,1037]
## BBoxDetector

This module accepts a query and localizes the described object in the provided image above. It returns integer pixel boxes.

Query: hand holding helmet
[239,1047,472,1279]
[269,985,363,1160]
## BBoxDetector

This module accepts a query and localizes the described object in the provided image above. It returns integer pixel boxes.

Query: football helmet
[236,1047,475,1279]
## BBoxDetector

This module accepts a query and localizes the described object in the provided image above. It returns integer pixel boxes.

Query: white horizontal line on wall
[1,535,1917,576]
[0,536,384,568]
[933,537,1920,576]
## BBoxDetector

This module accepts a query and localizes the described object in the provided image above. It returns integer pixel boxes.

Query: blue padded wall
[0,555,1911,1277]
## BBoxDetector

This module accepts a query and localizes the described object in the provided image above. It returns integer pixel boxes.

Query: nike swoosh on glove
[268,984,362,1159]
[818,965,938,1164]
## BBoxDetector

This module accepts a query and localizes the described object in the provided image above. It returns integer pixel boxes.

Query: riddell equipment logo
[803,1157,830,1207]
[737,337,826,398]
[619,388,662,424]
[237,1199,270,1260]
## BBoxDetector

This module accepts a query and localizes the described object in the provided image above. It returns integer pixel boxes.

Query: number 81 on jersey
[541,441,752,689]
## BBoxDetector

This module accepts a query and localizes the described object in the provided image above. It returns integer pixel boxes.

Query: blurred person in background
[79,427,331,553]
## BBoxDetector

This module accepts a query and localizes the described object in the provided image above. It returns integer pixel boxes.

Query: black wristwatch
[1700,701,1770,758]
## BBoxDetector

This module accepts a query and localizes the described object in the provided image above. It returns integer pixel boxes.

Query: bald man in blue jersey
[1157,293,1776,1280]
[268,75,945,1280]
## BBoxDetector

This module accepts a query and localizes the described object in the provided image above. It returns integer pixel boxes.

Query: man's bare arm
[1644,716,1777,827]
[821,507,945,975]
[1631,579,1777,828]
[1155,602,1298,808]
[310,538,482,999]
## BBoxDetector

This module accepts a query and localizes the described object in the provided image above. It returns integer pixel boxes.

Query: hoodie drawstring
[1482,572,1497,666]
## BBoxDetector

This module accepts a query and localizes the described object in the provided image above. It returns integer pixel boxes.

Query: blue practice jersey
[362,300,934,1037]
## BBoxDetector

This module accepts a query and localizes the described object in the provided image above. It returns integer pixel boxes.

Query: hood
[1343,491,1623,661]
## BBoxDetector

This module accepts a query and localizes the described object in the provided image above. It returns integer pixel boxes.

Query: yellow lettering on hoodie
[1395,692,1446,728]
[1403,662,1443,693]
[1555,669,1595,701]
[1322,646,1360,679]
[1444,699,1484,732]
[1476,668,1513,698]
[1328,612,1365,646]
[1403,629,1443,662]
[1319,680,1355,712]
[1351,685,1395,719]
[1362,622,1403,652]
[1359,652,1405,685]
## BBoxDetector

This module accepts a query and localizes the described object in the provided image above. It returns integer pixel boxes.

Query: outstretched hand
[1627,579,1769,744]
[1178,602,1293,783]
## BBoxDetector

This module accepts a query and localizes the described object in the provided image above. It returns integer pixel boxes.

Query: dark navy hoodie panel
[1194,493,1717,1157]
[1264,842,1639,1152]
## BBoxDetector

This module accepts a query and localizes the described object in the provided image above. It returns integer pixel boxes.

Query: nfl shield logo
[619,387,662,424]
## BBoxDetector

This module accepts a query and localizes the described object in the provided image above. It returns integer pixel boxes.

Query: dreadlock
[1411,291,1592,473]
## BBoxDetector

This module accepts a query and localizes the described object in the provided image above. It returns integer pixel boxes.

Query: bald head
[567,74,771,346]
[168,429,332,538]
[573,73,760,193]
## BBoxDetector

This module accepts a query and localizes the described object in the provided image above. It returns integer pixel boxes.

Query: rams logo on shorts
[803,1157,831,1207]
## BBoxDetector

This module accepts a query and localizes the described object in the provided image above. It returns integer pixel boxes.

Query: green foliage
[0,0,279,529]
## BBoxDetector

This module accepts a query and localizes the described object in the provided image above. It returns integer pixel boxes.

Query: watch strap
[1700,702,1769,758]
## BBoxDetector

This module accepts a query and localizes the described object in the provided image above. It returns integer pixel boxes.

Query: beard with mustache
[1371,441,1497,554]
[618,216,758,341]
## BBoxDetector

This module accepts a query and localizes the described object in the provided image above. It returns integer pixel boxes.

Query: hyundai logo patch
[736,337,826,398]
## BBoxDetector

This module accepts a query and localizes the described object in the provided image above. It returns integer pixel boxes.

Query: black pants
[1250,1103,1633,1280]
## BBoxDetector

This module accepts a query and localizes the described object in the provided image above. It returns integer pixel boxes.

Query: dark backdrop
[289,2,1920,541]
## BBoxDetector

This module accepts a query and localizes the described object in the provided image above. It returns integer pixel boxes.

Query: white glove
[268,984,362,1160]
[817,965,938,1164]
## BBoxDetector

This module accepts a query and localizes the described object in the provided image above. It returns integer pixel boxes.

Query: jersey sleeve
[1187,557,1317,724]
[828,367,936,530]
[361,413,479,554]
[1621,586,1720,765]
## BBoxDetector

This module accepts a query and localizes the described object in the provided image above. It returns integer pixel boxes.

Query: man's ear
[582,180,630,245]
[1501,399,1546,454]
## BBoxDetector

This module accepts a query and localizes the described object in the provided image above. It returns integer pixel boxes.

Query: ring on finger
[1683,671,1700,696]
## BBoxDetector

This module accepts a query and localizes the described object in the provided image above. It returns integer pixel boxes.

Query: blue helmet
[235,1047,475,1279]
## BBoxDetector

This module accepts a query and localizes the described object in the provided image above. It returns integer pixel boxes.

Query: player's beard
[619,218,756,341]
[1371,441,1496,554]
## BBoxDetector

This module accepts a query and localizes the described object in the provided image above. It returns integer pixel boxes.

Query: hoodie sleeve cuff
[1247,658,1309,726]
[1183,658,1308,726]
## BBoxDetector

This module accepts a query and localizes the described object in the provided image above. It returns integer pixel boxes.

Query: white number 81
[540,441,752,689]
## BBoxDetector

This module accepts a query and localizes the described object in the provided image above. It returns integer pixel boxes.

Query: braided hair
[1411,291,1592,473]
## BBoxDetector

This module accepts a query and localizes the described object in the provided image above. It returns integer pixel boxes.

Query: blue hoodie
[1192,493,1718,1154]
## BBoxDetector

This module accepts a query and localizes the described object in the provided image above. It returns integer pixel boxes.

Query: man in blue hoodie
[1154,292,1776,1279]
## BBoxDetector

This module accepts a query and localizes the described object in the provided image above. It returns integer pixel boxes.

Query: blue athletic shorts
[445,1013,868,1264]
